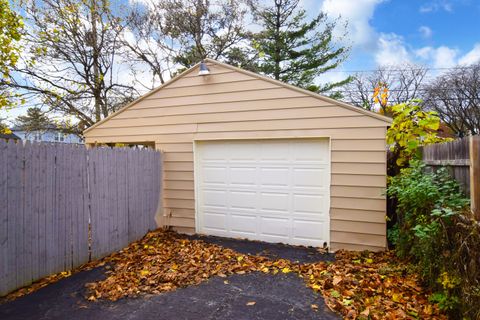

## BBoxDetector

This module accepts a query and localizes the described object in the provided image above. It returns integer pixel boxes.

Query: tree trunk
[273,0,281,80]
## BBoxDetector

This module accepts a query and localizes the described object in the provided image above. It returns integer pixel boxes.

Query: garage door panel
[293,168,328,188]
[230,214,257,235]
[201,143,228,160]
[260,142,291,161]
[293,220,327,242]
[293,141,329,163]
[230,166,256,185]
[229,191,256,209]
[196,139,330,247]
[293,194,325,214]
[260,217,290,237]
[260,167,289,186]
[203,212,227,232]
[202,189,228,208]
[260,192,290,212]
[202,166,227,184]
[230,143,258,160]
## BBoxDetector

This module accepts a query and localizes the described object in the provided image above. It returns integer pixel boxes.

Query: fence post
[470,135,480,221]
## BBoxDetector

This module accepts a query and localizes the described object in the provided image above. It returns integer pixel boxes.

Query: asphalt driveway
[0,235,339,320]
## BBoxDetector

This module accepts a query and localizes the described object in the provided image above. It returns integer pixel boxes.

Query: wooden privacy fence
[0,141,162,296]
[422,135,480,220]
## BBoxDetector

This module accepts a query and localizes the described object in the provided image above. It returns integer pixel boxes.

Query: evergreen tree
[249,0,351,95]
[15,107,54,132]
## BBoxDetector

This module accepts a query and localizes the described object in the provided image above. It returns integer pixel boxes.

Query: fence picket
[0,140,8,295]
[0,142,162,296]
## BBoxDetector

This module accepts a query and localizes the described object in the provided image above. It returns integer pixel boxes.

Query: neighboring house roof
[84,58,392,134]
[0,132,21,140]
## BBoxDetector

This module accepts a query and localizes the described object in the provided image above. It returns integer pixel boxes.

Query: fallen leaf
[332,276,342,286]
[330,290,341,298]
[139,270,150,277]
[282,267,291,273]
[246,301,256,306]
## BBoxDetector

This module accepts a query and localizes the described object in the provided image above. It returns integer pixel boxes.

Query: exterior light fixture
[198,61,210,76]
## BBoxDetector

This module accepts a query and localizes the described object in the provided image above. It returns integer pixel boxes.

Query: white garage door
[195,139,330,247]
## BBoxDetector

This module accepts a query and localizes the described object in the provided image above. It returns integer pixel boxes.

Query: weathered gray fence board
[0,140,8,295]
[45,143,55,276]
[38,143,48,279]
[24,142,33,285]
[0,142,162,296]
[422,137,472,194]
[89,149,102,260]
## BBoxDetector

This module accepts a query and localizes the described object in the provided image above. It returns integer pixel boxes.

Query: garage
[195,139,330,247]
[83,58,391,251]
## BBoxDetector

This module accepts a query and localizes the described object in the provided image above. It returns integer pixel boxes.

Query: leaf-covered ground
[3,230,446,319]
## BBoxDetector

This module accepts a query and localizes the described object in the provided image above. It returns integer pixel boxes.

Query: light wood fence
[0,140,162,296]
[422,135,480,220]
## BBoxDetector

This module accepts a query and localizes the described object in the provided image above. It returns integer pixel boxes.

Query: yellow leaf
[311,284,321,291]
[281,267,291,274]
[392,293,402,302]
[140,270,150,276]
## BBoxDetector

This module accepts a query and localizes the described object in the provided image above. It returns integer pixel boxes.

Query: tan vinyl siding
[84,61,390,251]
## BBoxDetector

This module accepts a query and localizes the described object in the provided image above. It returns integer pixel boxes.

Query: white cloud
[320,0,385,48]
[433,46,458,68]
[415,46,458,68]
[317,69,349,86]
[459,43,480,65]
[420,0,453,13]
[375,33,411,66]
[419,26,433,39]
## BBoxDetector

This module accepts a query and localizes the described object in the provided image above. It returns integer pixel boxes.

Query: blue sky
[3,0,480,123]
[301,0,480,83]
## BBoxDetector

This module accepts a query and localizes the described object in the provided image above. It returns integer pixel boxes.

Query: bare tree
[119,2,175,88]
[161,0,251,68]
[9,0,138,130]
[424,63,480,137]
[342,64,428,113]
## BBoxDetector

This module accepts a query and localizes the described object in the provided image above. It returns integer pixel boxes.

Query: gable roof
[84,59,391,135]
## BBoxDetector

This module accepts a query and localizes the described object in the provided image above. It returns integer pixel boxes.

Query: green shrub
[387,160,480,319]
[387,161,468,261]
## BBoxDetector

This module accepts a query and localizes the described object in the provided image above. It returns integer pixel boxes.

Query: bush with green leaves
[387,160,480,318]
[387,161,468,259]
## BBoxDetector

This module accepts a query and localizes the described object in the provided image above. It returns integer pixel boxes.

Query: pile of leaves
[2,229,446,319]
[82,230,445,319]
[85,231,291,301]
[299,251,446,319]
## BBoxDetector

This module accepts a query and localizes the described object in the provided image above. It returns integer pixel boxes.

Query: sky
[2,0,480,123]
[303,0,480,84]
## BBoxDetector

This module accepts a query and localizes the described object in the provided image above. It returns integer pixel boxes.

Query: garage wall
[84,61,389,251]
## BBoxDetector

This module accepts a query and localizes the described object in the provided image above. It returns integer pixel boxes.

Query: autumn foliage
[77,230,444,319]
